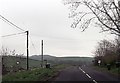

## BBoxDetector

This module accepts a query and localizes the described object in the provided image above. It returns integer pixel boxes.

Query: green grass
[93,66,120,76]
[2,64,68,82]
[110,67,120,74]
[54,64,69,69]
[2,68,52,81]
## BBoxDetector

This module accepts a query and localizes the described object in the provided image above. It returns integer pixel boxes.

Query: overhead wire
[0,14,25,31]
[29,36,38,54]
[1,31,26,37]
[0,14,38,54]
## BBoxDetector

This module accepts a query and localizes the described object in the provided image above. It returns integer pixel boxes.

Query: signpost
[98,60,101,66]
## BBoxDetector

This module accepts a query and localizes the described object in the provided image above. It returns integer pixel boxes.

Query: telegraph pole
[41,40,43,68]
[26,31,29,70]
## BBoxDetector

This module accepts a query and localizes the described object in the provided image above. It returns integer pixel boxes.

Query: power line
[0,15,30,70]
[0,14,25,31]
[1,31,26,37]
[29,36,38,53]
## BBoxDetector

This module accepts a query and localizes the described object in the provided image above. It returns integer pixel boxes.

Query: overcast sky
[0,0,115,57]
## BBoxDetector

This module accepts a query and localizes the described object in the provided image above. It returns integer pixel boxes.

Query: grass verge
[2,64,69,82]
[93,66,120,76]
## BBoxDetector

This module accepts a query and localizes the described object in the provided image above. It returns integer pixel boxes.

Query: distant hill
[58,57,93,61]
[30,55,94,66]
[30,55,57,61]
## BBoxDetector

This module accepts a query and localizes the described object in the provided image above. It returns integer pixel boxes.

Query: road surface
[51,66,120,83]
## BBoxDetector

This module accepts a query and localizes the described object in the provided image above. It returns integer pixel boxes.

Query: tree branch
[85,2,120,34]
[102,1,120,31]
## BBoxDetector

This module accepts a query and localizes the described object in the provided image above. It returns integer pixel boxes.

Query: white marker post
[98,60,101,66]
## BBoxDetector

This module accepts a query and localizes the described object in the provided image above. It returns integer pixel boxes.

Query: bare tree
[0,46,16,56]
[114,38,120,59]
[94,39,118,66]
[0,47,9,56]
[94,39,115,57]
[63,0,120,36]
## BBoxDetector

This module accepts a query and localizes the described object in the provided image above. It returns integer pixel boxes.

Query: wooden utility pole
[26,31,29,70]
[41,40,43,68]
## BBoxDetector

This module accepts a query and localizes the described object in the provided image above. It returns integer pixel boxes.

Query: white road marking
[82,70,86,73]
[79,67,82,70]
[79,67,86,73]
[79,67,98,83]
[86,74,91,78]
[93,80,98,83]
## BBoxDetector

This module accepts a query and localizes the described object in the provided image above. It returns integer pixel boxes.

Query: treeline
[94,38,120,68]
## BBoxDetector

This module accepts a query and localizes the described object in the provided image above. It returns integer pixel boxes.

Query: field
[57,57,93,65]
[2,56,41,74]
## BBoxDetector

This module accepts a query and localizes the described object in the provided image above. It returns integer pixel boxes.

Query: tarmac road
[52,66,120,83]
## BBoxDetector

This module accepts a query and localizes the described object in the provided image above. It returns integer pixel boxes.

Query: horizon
[1,54,94,58]
[31,54,94,57]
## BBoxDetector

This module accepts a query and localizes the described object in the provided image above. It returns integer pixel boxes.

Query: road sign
[98,60,101,66]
